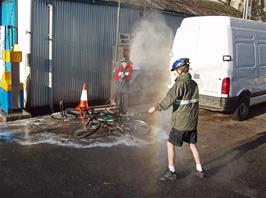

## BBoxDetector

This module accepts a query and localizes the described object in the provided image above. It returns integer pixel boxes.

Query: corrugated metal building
[1,0,185,113]
[30,0,181,110]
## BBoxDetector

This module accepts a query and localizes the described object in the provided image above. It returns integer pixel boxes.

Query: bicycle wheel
[51,111,77,121]
[73,120,101,139]
[120,119,151,136]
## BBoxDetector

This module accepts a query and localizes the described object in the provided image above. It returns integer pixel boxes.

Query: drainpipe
[24,0,32,109]
[248,0,252,19]
[243,0,249,19]
[48,4,53,112]
[110,0,121,104]
[114,0,121,66]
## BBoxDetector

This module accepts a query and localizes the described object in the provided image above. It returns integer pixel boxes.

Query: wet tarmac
[0,103,266,197]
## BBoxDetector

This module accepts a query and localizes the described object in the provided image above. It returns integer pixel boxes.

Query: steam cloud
[129,14,174,70]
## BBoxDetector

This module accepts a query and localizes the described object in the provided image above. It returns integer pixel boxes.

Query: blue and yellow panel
[0,87,24,113]
[0,71,24,113]
[1,0,17,72]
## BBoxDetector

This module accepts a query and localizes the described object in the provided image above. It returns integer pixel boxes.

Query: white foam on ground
[13,132,149,148]
[0,123,8,129]
[1,118,156,148]
[8,118,47,126]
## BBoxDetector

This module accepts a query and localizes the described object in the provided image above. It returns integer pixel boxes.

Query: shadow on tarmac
[154,131,266,180]
[204,131,266,177]
[248,102,266,119]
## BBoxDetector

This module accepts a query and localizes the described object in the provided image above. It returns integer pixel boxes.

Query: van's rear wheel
[232,96,250,121]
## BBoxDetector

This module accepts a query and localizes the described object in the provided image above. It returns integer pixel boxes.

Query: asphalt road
[0,103,265,198]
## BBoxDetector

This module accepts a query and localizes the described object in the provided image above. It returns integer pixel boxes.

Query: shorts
[168,128,197,147]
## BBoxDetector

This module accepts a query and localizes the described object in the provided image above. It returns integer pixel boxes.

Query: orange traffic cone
[76,83,89,113]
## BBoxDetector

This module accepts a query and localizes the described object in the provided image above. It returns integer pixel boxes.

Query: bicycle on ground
[73,107,151,139]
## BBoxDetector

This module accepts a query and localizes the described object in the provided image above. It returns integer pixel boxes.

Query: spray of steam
[128,14,175,140]
[130,13,174,70]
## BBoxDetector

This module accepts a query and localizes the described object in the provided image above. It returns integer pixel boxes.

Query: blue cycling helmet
[171,58,190,71]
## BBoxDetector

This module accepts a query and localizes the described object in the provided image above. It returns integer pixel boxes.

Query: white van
[170,16,266,120]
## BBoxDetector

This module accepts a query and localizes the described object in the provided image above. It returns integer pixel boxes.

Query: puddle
[0,132,14,142]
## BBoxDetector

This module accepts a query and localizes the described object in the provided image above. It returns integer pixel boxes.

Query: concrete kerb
[0,110,31,122]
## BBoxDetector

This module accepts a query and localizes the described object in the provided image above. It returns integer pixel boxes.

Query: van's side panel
[256,32,266,93]
[250,31,266,105]
[232,28,266,106]
[232,29,257,96]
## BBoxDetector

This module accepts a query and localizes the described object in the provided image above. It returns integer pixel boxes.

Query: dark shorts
[168,128,197,146]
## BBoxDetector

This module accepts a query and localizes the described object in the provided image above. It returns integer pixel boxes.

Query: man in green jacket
[148,58,204,181]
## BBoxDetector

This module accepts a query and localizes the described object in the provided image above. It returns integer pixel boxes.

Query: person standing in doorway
[148,58,205,181]
[114,57,133,115]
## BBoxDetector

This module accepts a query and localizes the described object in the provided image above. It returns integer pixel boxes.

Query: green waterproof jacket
[155,73,199,131]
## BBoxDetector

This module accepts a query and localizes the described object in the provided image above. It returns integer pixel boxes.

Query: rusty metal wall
[30,0,183,108]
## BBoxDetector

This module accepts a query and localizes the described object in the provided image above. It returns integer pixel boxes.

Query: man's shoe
[195,169,205,178]
[160,170,177,181]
